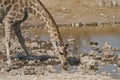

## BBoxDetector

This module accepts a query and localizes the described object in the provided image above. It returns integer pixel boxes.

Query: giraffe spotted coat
[0,0,68,70]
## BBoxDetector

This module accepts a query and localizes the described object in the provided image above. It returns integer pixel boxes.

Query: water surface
[30,26,120,77]
[30,26,120,54]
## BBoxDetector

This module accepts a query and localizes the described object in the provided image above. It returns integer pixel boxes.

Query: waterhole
[30,26,120,77]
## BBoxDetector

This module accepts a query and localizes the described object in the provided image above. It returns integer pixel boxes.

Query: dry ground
[26,0,120,25]
[0,0,120,80]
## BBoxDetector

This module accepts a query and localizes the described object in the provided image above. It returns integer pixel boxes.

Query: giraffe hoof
[16,52,25,59]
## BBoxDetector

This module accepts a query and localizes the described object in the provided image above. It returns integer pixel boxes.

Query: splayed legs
[14,24,30,56]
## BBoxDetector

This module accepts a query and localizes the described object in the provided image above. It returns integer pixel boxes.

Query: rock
[68,57,80,65]
[10,40,21,50]
[111,1,119,7]
[23,66,36,75]
[90,41,98,46]
[23,32,31,41]
[75,23,80,27]
[40,41,46,48]
[118,60,120,67]
[37,41,52,50]
[39,49,47,53]
[2,65,19,73]
[28,60,36,65]
[102,51,118,64]
[107,72,112,76]
[0,69,5,73]
[80,56,98,70]
[24,70,36,75]
[93,55,102,60]
[46,58,52,63]
[62,8,67,11]
[47,50,55,56]
[67,38,75,43]
[101,71,108,76]
[29,42,40,49]
[102,42,112,51]
[100,62,106,66]
[80,56,90,64]
[118,54,120,59]
[85,22,98,26]
[90,41,100,51]
[112,47,120,52]
[112,69,116,72]
[117,68,120,72]
[86,59,98,70]
[30,36,36,42]
[46,65,56,73]
[88,50,97,57]
[97,1,104,7]
[103,51,114,57]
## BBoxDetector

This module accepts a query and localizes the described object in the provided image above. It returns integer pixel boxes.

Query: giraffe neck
[46,20,62,48]
[42,13,62,48]
[30,0,63,48]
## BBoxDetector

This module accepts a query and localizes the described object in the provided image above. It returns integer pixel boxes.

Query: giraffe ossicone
[0,0,68,70]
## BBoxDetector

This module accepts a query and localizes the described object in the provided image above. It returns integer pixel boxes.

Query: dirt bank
[26,0,120,25]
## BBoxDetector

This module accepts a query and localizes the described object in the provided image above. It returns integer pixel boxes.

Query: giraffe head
[55,42,69,70]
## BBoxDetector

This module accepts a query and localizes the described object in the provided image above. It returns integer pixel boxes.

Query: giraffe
[0,0,68,70]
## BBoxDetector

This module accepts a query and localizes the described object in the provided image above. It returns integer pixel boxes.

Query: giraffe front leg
[4,21,12,65]
[14,24,30,56]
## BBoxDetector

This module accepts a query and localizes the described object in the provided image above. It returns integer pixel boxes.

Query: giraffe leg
[14,24,29,56]
[4,22,12,65]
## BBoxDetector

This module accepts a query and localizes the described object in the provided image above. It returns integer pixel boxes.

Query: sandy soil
[26,0,120,24]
